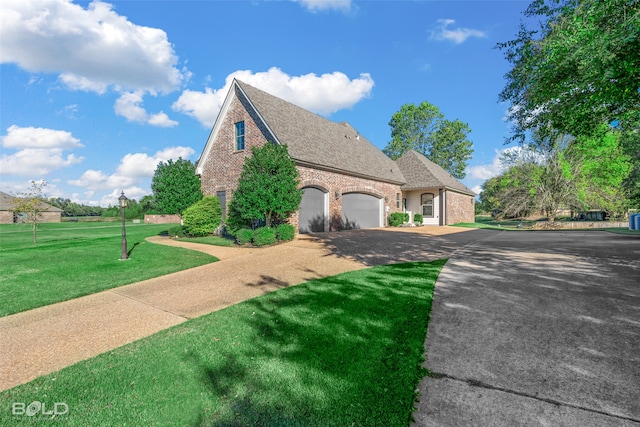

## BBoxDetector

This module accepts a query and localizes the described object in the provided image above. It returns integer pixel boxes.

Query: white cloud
[2,125,82,149]
[466,146,543,194]
[431,19,487,44]
[0,0,186,94]
[148,112,178,128]
[173,67,375,128]
[0,125,84,176]
[98,187,149,207]
[68,146,195,191]
[293,0,352,13]
[466,150,504,181]
[114,91,179,127]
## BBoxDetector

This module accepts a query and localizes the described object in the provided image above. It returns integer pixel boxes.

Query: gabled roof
[396,150,476,196]
[198,79,405,184]
[0,191,62,212]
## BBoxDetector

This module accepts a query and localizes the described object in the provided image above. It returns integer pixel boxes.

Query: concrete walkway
[412,231,640,426]
[0,226,482,392]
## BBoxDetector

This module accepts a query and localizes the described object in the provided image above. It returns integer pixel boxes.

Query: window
[235,121,245,151]
[421,193,434,218]
[216,191,226,220]
[396,193,400,209]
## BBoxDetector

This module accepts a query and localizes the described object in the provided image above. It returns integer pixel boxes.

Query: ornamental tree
[229,143,302,228]
[11,179,48,243]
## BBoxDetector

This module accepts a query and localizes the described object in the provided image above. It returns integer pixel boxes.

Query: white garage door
[299,187,327,233]
[342,193,382,230]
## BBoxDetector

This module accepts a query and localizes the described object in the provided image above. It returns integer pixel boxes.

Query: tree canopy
[228,143,302,228]
[497,0,640,145]
[480,130,632,220]
[383,102,473,179]
[151,158,202,215]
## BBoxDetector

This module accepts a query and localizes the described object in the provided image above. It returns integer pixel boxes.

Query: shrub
[414,213,423,223]
[236,228,253,245]
[167,225,185,237]
[252,227,277,247]
[389,212,409,227]
[182,196,222,237]
[275,223,295,241]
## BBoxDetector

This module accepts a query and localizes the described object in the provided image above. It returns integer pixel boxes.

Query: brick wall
[445,190,475,224]
[0,211,14,224]
[293,165,403,231]
[200,86,274,197]
[144,214,182,224]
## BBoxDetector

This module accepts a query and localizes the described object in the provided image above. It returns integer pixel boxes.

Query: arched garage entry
[342,192,383,230]
[299,186,328,233]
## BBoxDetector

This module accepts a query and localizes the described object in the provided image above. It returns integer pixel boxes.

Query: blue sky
[1,0,532,206]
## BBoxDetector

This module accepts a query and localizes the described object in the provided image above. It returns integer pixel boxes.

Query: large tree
[383,102,473,179]
[229,143,302,228]
[151,158,202,215]
[484,130,632,220]
[567,129,632,217]
[497,0,640,145]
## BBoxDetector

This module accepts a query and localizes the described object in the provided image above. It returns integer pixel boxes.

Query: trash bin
[631,213,639,230]
[635,214,640,230]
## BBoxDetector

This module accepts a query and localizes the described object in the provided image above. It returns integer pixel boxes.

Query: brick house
[196,79,475,232]
[0,191,62,224]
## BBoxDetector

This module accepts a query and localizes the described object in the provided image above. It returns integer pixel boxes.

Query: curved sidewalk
[1,226,483,392]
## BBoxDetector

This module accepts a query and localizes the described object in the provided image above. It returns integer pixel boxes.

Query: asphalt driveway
[413,230,640,426]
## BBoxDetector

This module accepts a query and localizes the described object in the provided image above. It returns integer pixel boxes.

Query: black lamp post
[119,191,129,260]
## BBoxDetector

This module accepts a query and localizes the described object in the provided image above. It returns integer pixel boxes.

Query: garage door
[299,187,327,233]
[342,193,382,230]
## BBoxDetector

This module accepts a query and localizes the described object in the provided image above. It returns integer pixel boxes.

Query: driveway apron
[413,231,640,426]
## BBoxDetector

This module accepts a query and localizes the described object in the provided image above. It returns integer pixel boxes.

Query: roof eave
[295,159,405,186]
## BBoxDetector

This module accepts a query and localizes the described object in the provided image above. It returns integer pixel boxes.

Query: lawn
[0,260,445,426]
[0,222,218,317]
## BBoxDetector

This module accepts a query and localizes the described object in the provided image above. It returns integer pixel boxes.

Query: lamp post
[119,191,129,260]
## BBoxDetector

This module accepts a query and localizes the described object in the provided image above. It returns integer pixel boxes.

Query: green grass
[0,223,218,317]
[177,235,236,246]
[0,260,445,426]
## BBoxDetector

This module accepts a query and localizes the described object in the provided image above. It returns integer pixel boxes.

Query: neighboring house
[0,191,62,224]
[196,79,475,233]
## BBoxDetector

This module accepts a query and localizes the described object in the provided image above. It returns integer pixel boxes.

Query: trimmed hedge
[275,224,296,241]
[182,196,222,237]
[389,212,409,227]
[252,227,277,247]
[236,228,254,245]
[414,213,423,223]
[167,225,185,237]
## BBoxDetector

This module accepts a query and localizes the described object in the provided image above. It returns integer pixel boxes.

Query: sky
[0,0,534,207]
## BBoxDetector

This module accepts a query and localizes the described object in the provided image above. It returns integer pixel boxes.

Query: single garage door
[299,187,327,233]
[342,193,382,230]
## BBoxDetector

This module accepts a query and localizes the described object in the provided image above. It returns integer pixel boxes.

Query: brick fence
[144,214,181,224]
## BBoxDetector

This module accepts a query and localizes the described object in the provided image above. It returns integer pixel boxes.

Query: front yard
[0,260,445,425]
[0,223,218,316]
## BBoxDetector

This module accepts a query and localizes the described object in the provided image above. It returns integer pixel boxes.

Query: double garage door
[298,187,382,233]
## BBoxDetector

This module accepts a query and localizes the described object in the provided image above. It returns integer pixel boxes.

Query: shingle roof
[0,191,63,212]
[396,150,476,196]
[235,80,405,184]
